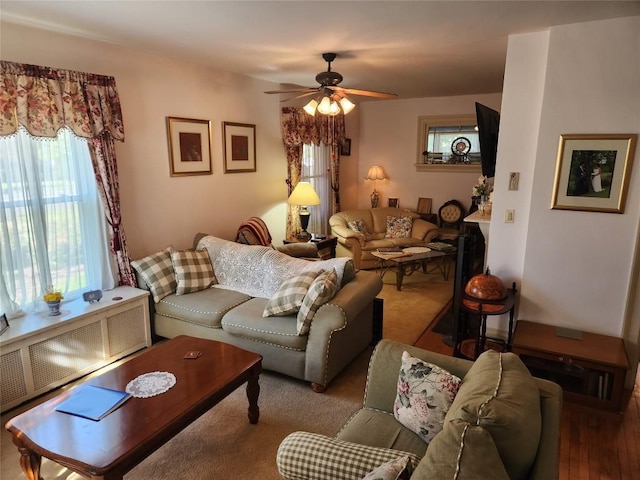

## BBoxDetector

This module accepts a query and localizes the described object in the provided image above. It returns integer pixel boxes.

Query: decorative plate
[126,371,176,398]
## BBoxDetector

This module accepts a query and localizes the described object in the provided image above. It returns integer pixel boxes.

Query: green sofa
[277,339,563,479]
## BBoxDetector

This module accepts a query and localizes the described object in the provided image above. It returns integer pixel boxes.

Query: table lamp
[287,182,321,239]
[364,165,387,208]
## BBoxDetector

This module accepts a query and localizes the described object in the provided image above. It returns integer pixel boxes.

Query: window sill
[415,163,482,173]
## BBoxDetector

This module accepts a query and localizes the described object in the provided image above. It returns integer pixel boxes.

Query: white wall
[490,17,640,371]
[346,94,502,213]
[1,21,289,259]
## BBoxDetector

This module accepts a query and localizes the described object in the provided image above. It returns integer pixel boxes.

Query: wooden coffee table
[5,335,262,480]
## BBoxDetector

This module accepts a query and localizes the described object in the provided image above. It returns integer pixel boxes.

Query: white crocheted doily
[402,246,431,254]
[126,371,176,398]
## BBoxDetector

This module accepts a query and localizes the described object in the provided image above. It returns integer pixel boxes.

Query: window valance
[281,107,345,147]
[0,61,125,141]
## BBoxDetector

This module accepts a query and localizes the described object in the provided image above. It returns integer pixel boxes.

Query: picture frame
[340,138,351,156]
[0,312,8,336]
[388,197,399,208]
[551,134,636,213]
[166,117,213,177]
[223,122,256,173]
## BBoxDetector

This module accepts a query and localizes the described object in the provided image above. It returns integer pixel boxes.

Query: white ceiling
[3,1,640,100]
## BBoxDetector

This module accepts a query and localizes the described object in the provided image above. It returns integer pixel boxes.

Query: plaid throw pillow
[263,270,323,317]
[385,216,413,238]
[131,247,177,303]
[170,248,216,295]
[296,268,339,335]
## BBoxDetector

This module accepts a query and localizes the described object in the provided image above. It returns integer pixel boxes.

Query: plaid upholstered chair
[235,217,319,259]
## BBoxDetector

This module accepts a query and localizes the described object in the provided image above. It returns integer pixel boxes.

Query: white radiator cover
[0,286,150,411]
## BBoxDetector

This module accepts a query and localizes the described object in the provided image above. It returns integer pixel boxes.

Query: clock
[451,136,471,156]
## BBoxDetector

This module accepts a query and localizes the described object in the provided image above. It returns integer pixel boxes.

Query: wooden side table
[512,320,629,412]
[283,235,337,260]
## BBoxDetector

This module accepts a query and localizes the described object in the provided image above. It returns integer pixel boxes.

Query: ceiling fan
[264,52,397,116]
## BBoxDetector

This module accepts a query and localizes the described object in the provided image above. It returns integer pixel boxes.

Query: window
[0,128,115,316]
[301,143,332,235]
[416,114,482,172]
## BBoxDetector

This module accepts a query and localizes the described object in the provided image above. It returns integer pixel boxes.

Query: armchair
[235,216,319,258]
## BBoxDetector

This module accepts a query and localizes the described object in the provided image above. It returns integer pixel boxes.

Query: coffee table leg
[13,437,42,480]
[246,366,260,424]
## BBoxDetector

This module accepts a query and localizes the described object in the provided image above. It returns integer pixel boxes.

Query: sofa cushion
[336,408,427,457]
[297,269,339,335]
[444,350,541,480]
[393,351,461,444]
[131,247,177,303]
[170,248,216,295]
[263,270,323,317]
[155,287,251,328]
[385,216,413,238]
[361,456,412,480]
[276,431,422,480]
[221,297,308,350]
[416,418,510,480]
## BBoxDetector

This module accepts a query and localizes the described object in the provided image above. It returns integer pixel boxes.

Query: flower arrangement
[43,287,63,303]
[472,176,492,198]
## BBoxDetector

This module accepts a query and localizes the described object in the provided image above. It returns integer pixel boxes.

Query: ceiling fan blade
[280,90,320,102]
[335,87,398,99]
[264,88,315,94]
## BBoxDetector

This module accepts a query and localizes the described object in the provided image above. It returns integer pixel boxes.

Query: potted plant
[43,287,63,316]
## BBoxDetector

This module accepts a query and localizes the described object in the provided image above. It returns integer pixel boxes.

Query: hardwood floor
[414,313,640,480]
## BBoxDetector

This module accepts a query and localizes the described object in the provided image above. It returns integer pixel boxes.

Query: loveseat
[329,207,439,269]
[277,339,563,479]
[132,235,383,392]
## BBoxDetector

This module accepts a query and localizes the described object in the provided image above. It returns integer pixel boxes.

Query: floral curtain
[280,107,345,236]
[0,61,135,286]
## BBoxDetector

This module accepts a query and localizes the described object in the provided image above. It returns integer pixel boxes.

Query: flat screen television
[475,102,500,178]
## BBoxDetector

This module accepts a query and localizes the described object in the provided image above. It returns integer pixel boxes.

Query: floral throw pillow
[361,456,413,480]
[348,218,373,243]
[393,351,461,444]
[385,216,412,238]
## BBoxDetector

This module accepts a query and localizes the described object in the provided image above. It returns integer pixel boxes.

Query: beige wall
[345,93,502,213]
[2,21,289,259]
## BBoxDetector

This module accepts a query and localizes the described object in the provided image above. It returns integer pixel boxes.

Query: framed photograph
[166,117,213,177]
[551,134,636,213]
[0,313,8,336]
[340,138,351,156]
[388,197,399,208]
[223,122,256,173]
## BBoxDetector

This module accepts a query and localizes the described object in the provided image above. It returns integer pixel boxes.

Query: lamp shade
[287,182,321,206]
[365,165,388,181]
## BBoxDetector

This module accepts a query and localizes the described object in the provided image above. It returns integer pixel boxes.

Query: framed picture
[223,122,256,173]
[166,117,213,177]
[340,138,351,156]
[551,134,637,213]
[388,197,399,208]
[0,313,8,336]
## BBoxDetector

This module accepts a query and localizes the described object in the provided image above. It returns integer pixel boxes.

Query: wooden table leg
[13,437,42,480]
[246,366,260,424]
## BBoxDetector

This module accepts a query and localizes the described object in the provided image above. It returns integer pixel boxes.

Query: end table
[283,234,337,260]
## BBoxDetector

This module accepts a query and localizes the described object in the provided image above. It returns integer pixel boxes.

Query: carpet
[377,270,453,345]
[0,272,453,480]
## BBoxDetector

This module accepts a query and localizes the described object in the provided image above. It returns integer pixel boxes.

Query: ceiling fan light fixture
[317,96,332,115]
[303,99,318,116]
[339,96,356,114]
[328,100,341,116]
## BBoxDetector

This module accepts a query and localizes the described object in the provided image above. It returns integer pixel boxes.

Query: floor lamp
[288,182,321,239]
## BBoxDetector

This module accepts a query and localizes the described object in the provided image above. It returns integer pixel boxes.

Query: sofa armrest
[277,242,319,258]
[277,431,421,480]
[529,378,563,480]
[363,339,474,413]
[304,270,383,386]
[411,218,438,241]
[332,224,361,240]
